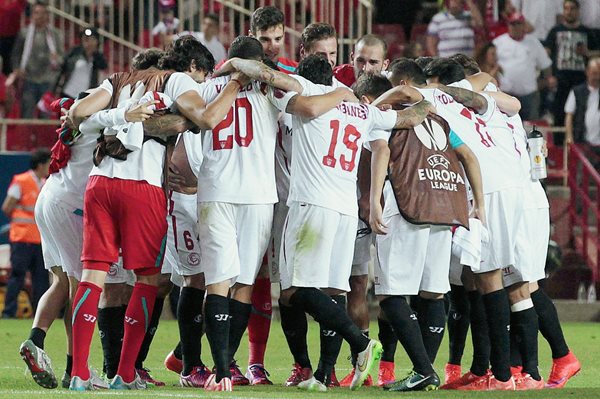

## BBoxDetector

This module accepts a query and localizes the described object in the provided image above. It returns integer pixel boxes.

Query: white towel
[451,218,489,271]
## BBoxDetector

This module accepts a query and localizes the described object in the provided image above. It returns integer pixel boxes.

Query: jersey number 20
[212,98,253,150]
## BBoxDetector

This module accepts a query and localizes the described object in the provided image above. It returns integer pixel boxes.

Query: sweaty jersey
[196,75,280,204]
[418,87,522,194]
[275,75,349,202]
[271,75,397,217]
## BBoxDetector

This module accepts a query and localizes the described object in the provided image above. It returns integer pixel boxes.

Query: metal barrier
[568,144,600,283]
[34,0,373,75]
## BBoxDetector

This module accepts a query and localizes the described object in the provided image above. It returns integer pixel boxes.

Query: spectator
[333,34,389,87]
[403,42,424,60]
[0,0,27,75]
[54,28,107,99]
[475,42,502,82]
[564,58,600,148]
[426,0,483,57]
[546,0,600,128]
[494,12,554,120]
[1,148,51,319]
[152,4,180,48]
[195,13,226,64]
[508,0,562,41]
[10,1,63,118]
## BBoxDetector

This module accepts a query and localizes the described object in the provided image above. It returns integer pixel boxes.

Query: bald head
[587,58,600,88]
[352,34,389,79]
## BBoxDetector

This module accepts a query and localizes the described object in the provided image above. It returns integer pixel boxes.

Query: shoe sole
[546,367,581,389]
[19,345,57,389]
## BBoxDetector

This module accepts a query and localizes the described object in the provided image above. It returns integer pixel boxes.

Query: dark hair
[296,54,332,85]
[30,148,51,169]
[414,56,435,70]
[423,58,466,85]
[250,6,284,33]
[204,13,219,25]
[159,35,215,74]
[449,53,480,76]
[389,58,427,86]
[228,36,264,60]
[301,23,337,52]
[475,42,496,69]
[353,73,392,100]
[355,34,387,57]
[132,48,164,70]
[564,0,580,8]
[262,57,278,71]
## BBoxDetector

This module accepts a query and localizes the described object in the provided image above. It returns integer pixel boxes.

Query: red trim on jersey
[333,64,356,87]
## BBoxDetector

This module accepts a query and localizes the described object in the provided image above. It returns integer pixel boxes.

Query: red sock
[71,281,102,381]
[248,276,272,366]
[116,282,158,382]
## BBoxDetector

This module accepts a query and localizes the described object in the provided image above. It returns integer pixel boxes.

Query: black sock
[177,287,205,375]
[135,297,164,369]
[378,317,397,363]
[380,296,434,375]
[173,341,183,360]
[482,289,511,382]
[289,288,369,354]
[204,294,231,381]
[509,312,522,368]
[512,307,541,380]
[448,285,470,365]
[29,327,46,350]
[279,300,311,369]
[415,297,446,363]
[531,288,569,359]
[468,290,490,376]
[65,354,73,376]
[98,306,125,379]
[228,298,252,362]
[315,295,345,384]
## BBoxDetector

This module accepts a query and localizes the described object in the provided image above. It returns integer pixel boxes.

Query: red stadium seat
[372,24,406,45]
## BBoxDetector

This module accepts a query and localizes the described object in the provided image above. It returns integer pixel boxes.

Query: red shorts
[82,176,167,272]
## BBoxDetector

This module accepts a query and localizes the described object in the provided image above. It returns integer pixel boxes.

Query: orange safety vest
[8,171,42,244]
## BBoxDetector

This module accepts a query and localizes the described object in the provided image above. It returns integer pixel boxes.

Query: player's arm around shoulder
[285,87,358,119]
[393,99,436,129]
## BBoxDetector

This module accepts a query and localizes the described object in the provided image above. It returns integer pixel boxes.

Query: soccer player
[333,33,390,387]
[333,34,390,87]
[66,36,243,391]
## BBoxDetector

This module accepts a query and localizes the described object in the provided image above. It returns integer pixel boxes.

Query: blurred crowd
[0,0,599,148]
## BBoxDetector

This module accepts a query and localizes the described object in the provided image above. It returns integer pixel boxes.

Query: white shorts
[280,202,357,292]
[35,190,84,281]
[478,188,524,274]
[351,219,372,276]
[268,201,289,283]
[449,254,463,286]
[198,202,273,286]
[162,212,184,287]
[170,192,202,277]
[503,207,550,286]
[105,257,135,285]
[374,212,452,296]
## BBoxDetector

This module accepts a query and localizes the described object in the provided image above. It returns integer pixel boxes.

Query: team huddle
[18,5,581,394]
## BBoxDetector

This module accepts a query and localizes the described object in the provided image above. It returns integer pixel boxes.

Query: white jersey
[419,87,522,194]
[274,75,348,202]
[196,76,280,204]
[42,108,113,212]
[271,76,397,217]
[181,130,203,176]
[507,113,549,210]
[91,72,196,188]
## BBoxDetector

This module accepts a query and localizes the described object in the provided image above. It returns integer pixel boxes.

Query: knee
[506,282,530,305]
[183,273,206,290]
[349,275,368,298]
[231,283,253,303]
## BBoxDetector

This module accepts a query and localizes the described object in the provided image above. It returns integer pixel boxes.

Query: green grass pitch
[0,319,599,398]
